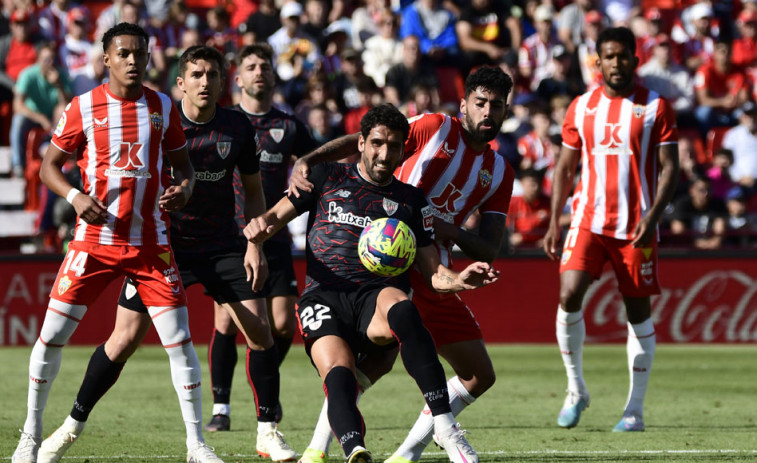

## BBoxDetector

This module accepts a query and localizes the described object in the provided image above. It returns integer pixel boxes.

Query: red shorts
[50,240,187,307]
[559,227,660,297]
[409,269,483,347]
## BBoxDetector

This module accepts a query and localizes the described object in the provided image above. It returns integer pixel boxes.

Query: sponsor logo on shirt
[216,141,231,159]
[333,189,351,198]
[421,205,434,231]
[94,117,108,128]
[106,142,151,178]
[195,170,226,181]
[54,112,67,137]
[326,202,372,227]
[260,150,284,163]
[593,123,632,156]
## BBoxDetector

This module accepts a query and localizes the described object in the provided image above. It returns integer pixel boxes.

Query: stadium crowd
[1,0,757,253]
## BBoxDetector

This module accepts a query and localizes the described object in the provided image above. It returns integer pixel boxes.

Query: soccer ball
[358,217,417,277]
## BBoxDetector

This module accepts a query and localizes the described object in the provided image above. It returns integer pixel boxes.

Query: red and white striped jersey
[52,84,187,246]
[395,113,515,262]
[562,85,678,239]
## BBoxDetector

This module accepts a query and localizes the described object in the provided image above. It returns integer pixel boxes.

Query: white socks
[149,305,204,446]
[23,300,87,437]
[556,307,587,395]
[212,403,230,416]
[394,376,476,461]
[623,319,655,418]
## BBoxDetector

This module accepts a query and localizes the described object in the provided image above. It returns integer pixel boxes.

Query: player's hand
[287,157,313,198]
[543,223,562,261]
[244,243,269,292]
[244,216,276,244]
[159,185,190,211]
[458,262,499,289]
[72,193,108,225]
[631,216,655,248]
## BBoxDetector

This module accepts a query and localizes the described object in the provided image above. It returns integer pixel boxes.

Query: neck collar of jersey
[105,82,143,102]
[239,100,271,116]
[356,162,393,187]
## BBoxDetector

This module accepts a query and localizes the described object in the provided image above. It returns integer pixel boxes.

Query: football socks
[246,345,280,422]
[623,319,656,418]
[556,307,587,395]
[323,366,365,457]
[208,329,237,406]
[70,344,125,422]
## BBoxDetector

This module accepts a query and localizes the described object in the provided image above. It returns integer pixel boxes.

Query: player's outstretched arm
[40,143,108,225]
[434,212,506,263]
[241,172,269,291]
[415,245,499,293]
[288,132,360,197]
[161,146,195,212]
[632,142,680,248]
[244,197,299,244]
[543,145,580,260]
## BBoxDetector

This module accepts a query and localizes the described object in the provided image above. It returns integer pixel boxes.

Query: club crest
[633,104,645,119]
[479,169,492,188]
[216,142,232,159]
[150,112,163,131]
[383,198,399,216]
[270,128,284,143]
[57,276,72,296]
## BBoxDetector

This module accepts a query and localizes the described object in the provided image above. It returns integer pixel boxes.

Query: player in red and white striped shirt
[12,23,223,463]
[289,66,514,463]
[544,27,680,433]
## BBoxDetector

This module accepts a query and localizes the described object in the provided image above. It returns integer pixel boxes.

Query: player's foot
[257,424,298,461]
[347,446,373,463]
[11,431,41,463]
[557,390,590,428]
[186,441,224,463]
[37,422,80,463]
[298,448,328,463]
[204,414,231,432]
[383,454,417,463]
[433,423,478,463]
[612,415,645,432]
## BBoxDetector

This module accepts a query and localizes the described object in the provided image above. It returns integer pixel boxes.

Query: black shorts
[262,240,299,298]
[297,285,398,359]
[119,250,262,312]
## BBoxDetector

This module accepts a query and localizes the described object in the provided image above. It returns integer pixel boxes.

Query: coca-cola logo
[582,270,757,343]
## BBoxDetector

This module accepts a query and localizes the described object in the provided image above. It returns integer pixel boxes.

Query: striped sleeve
[51,97,85,154]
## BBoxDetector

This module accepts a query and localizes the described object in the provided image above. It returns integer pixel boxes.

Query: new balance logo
[333,189,351,198]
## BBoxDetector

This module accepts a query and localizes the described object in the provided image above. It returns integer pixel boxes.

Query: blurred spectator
[722,101,757,190]
[58,7,92,79]
[575,9,604,92]
[674,134,699,198]
[10,42,71,178]
[302,0,330,51]
[168,28,203,102]
[294,73,341,128]
[384,35,439,107]
[332,47,376,111]
[162,1,200,60]
[550,93,572,128]
[518,0,540,40]
[636,7,664,65]
[672,1,720,46]
[638,34,696,121]
[733,9,757,68]
[602,0,637,25]
[723,185,757,247]
[557,0,598,53]
[95,0,145,42]
[350,0,391,50]
[308,102,343,144]
[398,0,460,66]
[361,10,402,88]
[456,0,519,71]
[37,0,78,45]
[706,148,736,201]
[71,48,107,96]
[517,105,557,195]
[400,82,436,117]
[536,44,580,100]
[694,40,749,133]
[268,1,321,103]
[676,2,716,74]
[320,18,352,80]
[0,9,40,104]
[518,4,562,92]
[507,168,551,248]
[205,6,238,62]
[342,74,380,137]
[669,176,727,249]
[241,0,280,43]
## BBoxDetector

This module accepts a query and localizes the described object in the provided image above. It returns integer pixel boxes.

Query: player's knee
[40,300,88,346]
[386,300,423,332]
[558,287,584,312]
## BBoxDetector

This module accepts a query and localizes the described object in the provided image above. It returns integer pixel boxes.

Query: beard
[463,111,502,144]
[605,73,634,92]
[244,83,272,100]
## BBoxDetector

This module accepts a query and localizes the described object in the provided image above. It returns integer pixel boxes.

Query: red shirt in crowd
[6,39,37,81]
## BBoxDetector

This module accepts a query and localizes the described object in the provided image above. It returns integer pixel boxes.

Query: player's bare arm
[160,145,195,211]
[241,172,269,291]
[435,212,507,263]
[632,142,680,248]
[40,144,108,225]
[288,133,360,197]
[244,196,299,244]
[415,245,499,293]
[543,145,580,260]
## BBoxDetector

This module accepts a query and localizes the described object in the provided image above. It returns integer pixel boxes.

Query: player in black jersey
[244,104,499,463]
[34,46,298,463]
[202,43,318,433]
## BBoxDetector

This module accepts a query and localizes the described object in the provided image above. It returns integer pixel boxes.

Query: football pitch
[2,344,757,462]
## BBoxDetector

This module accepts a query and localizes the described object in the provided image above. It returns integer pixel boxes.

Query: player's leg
[268,295,297,423]
[38,297,151,463]
[13,242,113,463]
[369,288,476,463]
[205,302,238,432]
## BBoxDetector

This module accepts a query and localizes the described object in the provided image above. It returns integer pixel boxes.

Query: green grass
[3,344,757,462]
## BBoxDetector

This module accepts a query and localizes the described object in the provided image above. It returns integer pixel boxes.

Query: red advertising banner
[1,256,755,345]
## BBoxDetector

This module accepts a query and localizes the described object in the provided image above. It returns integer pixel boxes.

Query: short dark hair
[464,66,513,100]
[596,26,636,57]
[102,22,149,53]
[179,45,226,79]
[360,103,409,141]
[237,43,274,67]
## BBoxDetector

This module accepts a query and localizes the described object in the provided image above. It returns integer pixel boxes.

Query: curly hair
[596,26,636,58]
[102,22,149,53]
[360,104,409,141]
[464,66,514,99]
